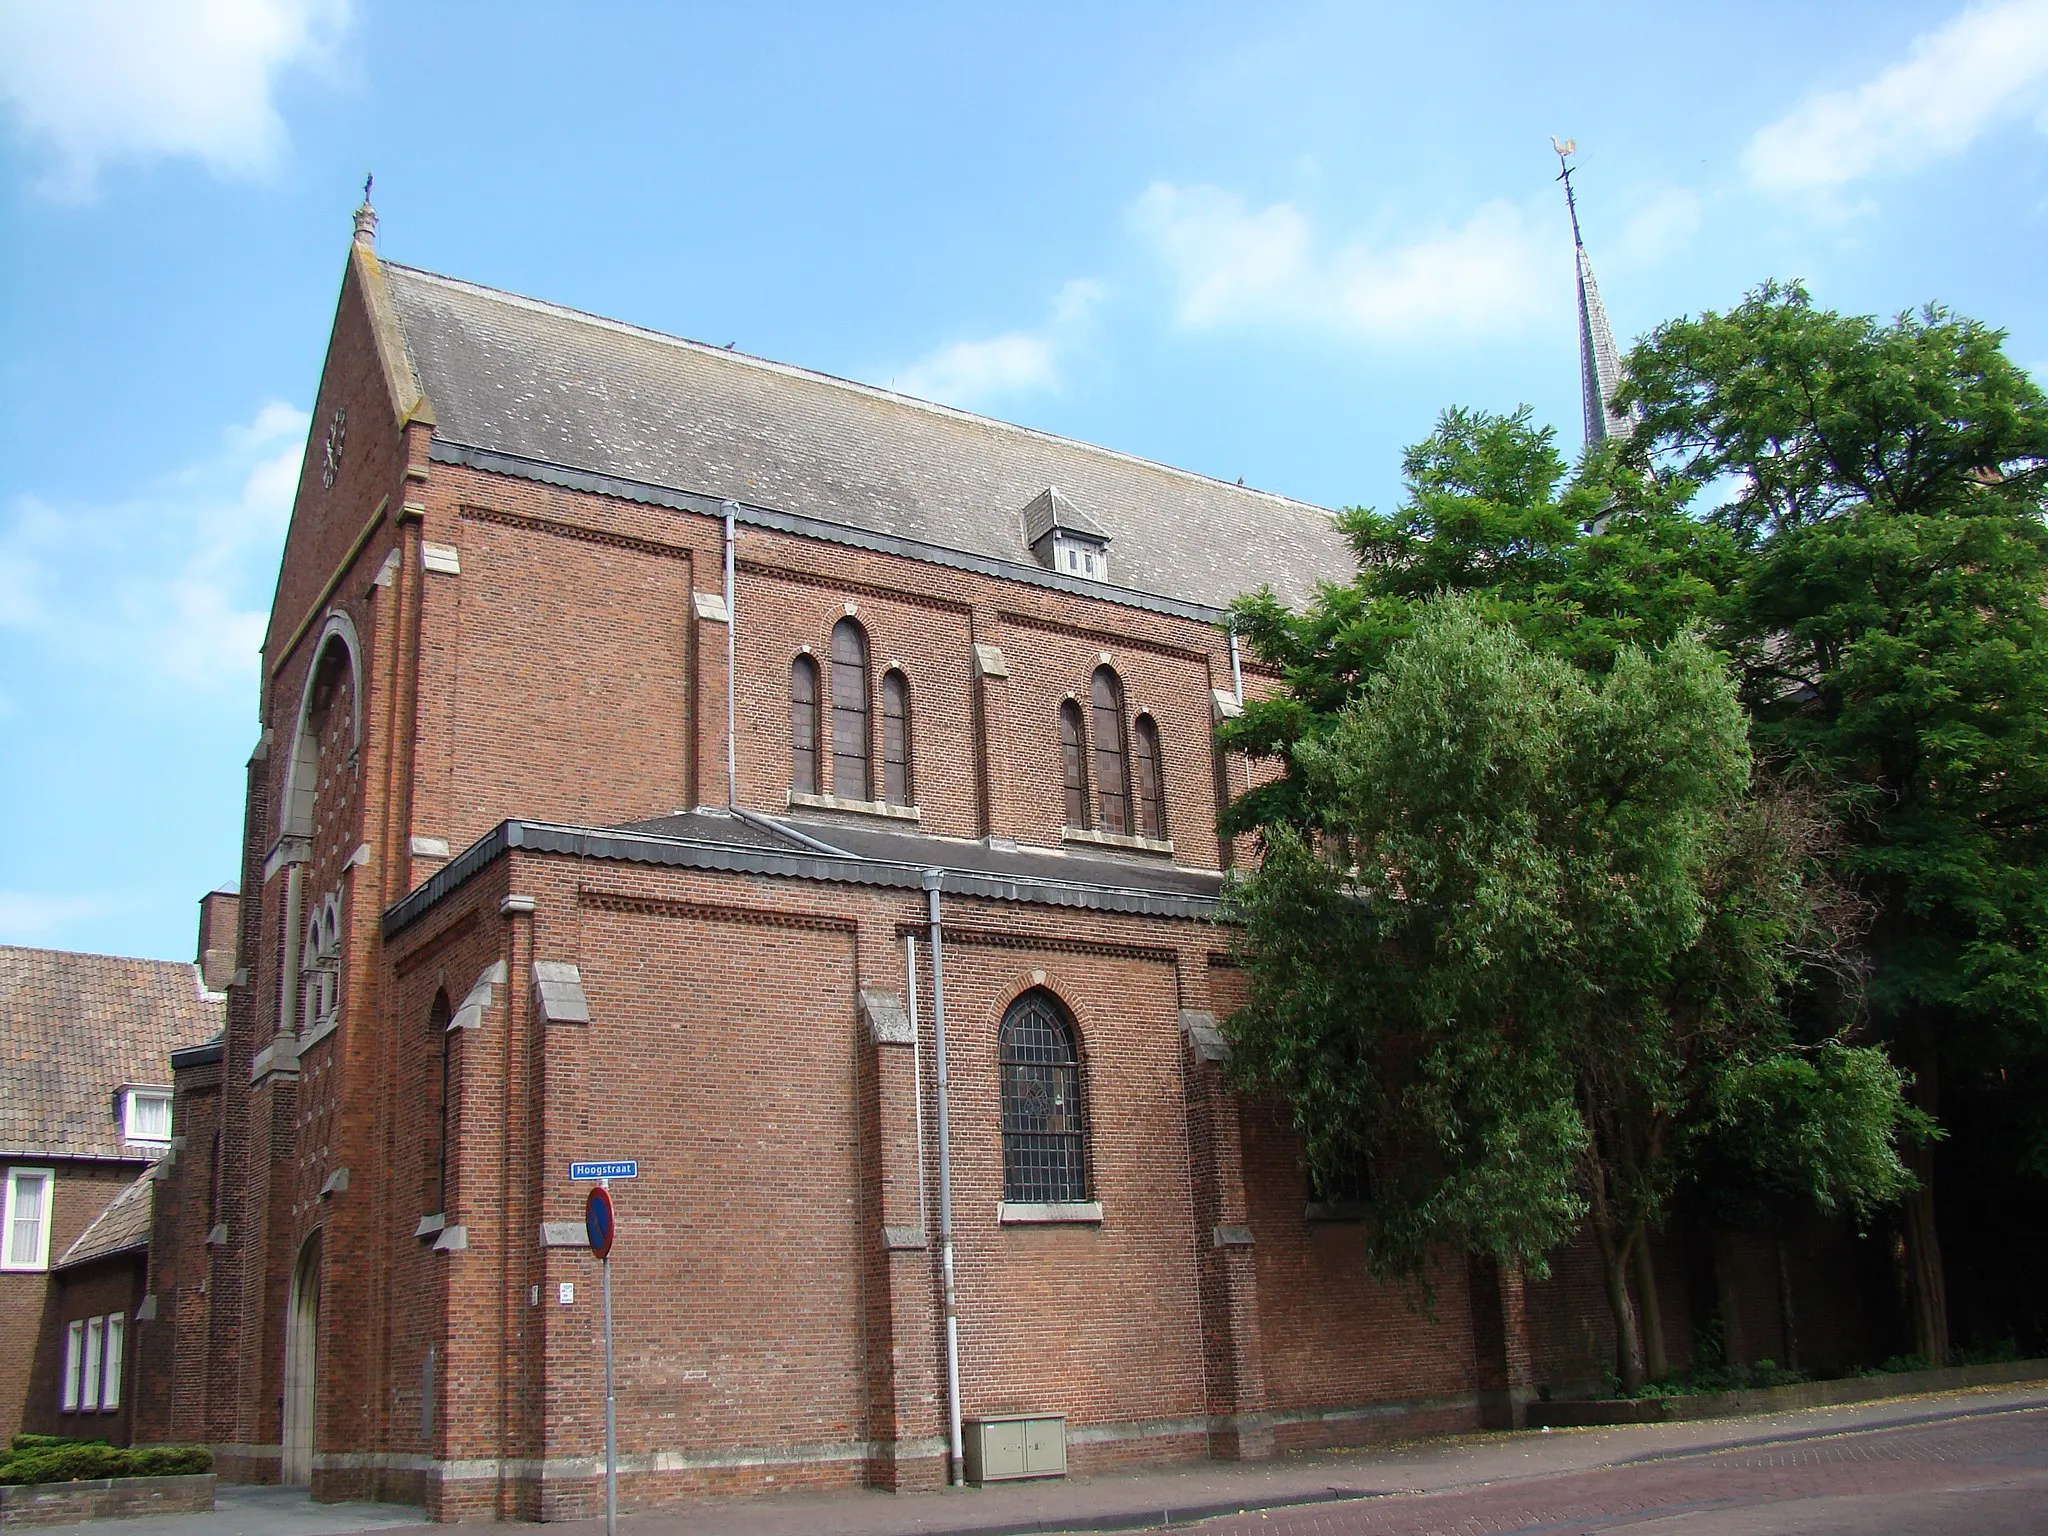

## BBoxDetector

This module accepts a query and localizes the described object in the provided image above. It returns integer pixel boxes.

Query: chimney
[197,886,241,993]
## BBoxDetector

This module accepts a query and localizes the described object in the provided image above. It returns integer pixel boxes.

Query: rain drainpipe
[722,500,738,808]
[923,868,965,1484]
[1228,622,1249,792]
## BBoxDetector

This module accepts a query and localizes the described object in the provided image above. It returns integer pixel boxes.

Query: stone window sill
[415,1213,446,1239]
[999,1201,1103,1225]
[787,791,921,823]
[1061,827,1174,857]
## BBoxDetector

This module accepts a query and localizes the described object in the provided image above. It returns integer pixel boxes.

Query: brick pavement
[1194,1402,2048,1535]
[30,1383,2048,1536]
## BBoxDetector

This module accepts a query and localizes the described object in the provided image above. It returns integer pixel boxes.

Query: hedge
[0,1437,212,1486]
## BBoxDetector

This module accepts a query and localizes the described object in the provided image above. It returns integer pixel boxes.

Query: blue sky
[4,0,2047,962]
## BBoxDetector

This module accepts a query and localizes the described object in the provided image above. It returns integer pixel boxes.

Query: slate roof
[0,947,223,1161]
[380,263,1356,612]
[56,1172,152,1270]
[385,811,1227,938]
[618,809,1227,903]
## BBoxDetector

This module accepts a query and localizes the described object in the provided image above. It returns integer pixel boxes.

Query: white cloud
[0,892,121,948]
[1129,182,1561,345]
[1745,0,2048,194]
[0,0,349,198]
[1614,186,1704,268]
[892,278,1105,407]
[0,401,305,692]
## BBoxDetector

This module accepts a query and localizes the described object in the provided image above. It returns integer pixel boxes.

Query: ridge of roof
[379,260,1331,520]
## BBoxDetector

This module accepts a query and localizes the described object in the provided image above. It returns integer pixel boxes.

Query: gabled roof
[0,947,222,1160]
[1021,486,1109,547]
[379,263,1354,612]
[57,1172,152,1270]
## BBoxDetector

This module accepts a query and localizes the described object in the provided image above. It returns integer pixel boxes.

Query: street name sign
[569,1160,638,1181]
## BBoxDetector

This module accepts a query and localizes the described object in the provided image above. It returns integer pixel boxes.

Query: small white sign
[558,1282,574,1305]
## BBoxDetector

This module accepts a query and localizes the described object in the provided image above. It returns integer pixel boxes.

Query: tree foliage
[1224,599,1908,1388]
[1618,283,2048,1360]
[1618,282,2048,1087]
[1221,406,1737,836]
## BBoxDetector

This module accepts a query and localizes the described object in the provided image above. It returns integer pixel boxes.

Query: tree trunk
[1774,1237,1800,1373]
[1900,1013,1950,1367]
[1709,1227,1749,1370]
[1632,1236,1670,1382]
[1594,1222,1647,1393]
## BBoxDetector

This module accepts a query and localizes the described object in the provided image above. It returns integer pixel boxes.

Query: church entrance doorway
[282,1233,321,1485]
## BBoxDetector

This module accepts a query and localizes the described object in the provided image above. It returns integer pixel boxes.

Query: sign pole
[573,1161,631,1534]
[602,1177,616,1536]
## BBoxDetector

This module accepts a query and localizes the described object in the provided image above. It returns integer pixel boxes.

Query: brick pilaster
[1178,975,1270,1459]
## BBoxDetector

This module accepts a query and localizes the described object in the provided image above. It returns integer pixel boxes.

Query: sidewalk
[31,1378,2048,1536]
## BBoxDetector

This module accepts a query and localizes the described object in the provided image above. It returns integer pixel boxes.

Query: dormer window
[1021,486,1111,584]
[1052,535,1107,582]
[122,1088,172,1146]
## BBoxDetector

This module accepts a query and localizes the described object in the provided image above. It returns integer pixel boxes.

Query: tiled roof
[0,947,223,1160]
[57,1172,152,1269]
[381,263,1357,613]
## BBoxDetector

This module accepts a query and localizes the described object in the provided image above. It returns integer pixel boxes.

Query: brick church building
[137,200,1875,1519]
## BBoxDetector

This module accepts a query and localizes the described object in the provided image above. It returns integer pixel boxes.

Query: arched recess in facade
[281,1229,323,1485]
[279,610,363,845]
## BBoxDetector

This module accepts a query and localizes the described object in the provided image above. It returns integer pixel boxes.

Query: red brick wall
[30,1255,149,1444]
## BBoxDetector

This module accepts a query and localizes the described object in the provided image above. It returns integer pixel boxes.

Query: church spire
[1552,139,1633,451]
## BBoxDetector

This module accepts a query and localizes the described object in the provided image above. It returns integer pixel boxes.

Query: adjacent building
[0,894,232,1444]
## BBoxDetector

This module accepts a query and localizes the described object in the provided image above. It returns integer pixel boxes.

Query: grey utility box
[962,1414,1067,1483]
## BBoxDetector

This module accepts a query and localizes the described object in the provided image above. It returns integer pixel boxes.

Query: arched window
[1090,666,1131,835]
[1131,714,1167,840]
[301,895,340,1036]
[790,655,820,795]
[426,992,452,1215]
[830,618,871,801]
[881,669,912,805]
[999,991,1087,1204]
[1058,701,1090,828]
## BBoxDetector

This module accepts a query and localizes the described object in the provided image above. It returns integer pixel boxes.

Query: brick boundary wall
[0,1474,214,1529]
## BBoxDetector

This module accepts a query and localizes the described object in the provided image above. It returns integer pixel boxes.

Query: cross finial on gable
[353,173,378,250]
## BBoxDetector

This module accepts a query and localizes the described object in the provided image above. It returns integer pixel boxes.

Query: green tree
[1222,406,1735,838]
[1618,282,2048,1363]
[1225,599,1906,1391]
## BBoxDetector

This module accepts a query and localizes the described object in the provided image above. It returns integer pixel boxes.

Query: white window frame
[80,1316,103,1413]
[102,1313,125,1410]
[123,1088,173,1146]
[62,1320,83,1411]
[3,1166,53,1271]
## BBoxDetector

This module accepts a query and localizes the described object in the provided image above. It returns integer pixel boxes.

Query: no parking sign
[585,1185,615,1260]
